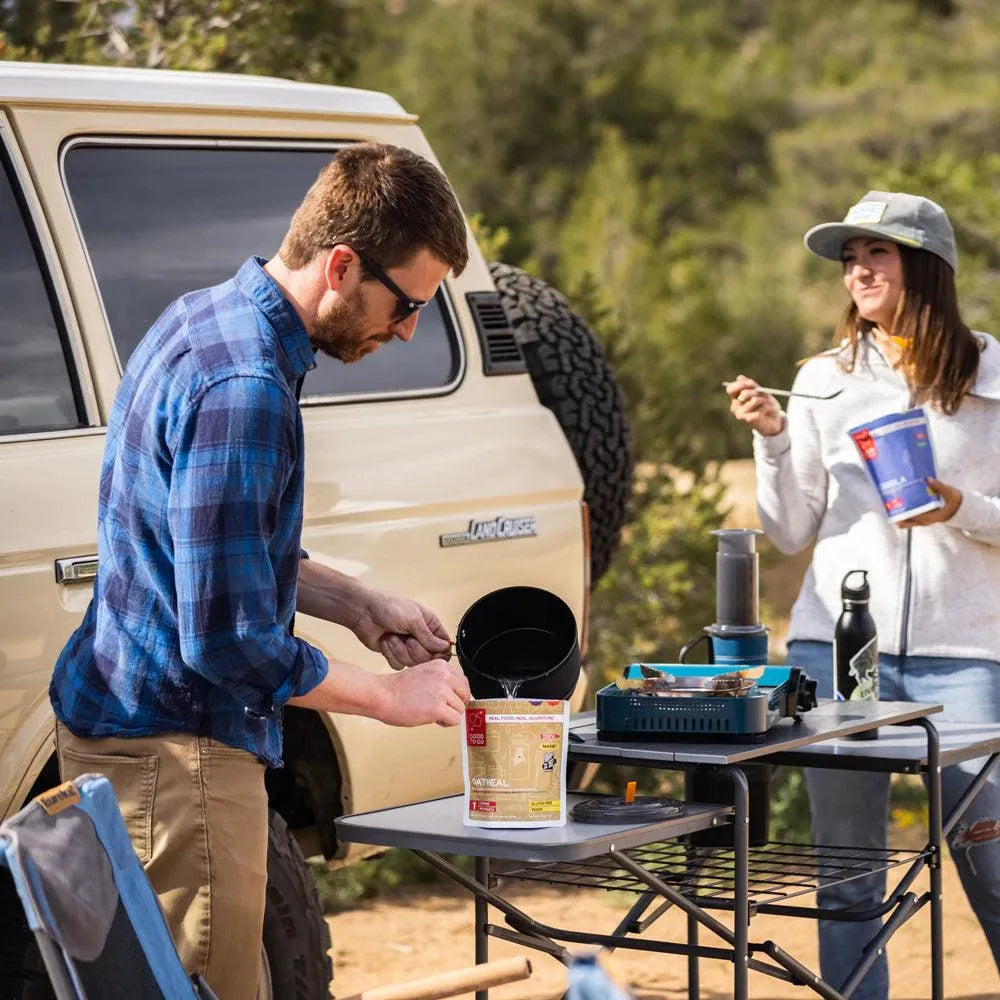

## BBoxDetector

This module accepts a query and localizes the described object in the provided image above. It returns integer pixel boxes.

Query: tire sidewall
[261,810,332,1000]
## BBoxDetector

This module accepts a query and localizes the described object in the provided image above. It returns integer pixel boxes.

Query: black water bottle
[835,569,879,740]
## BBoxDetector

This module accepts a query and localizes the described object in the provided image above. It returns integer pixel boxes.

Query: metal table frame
[336,702,1000,1000]
[746,719,1000,1000]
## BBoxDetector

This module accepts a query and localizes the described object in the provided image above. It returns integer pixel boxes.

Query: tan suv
[0,61,630,997]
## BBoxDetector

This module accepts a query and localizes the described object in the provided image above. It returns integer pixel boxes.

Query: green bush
[769,767,811,842]
[310,850,475,914]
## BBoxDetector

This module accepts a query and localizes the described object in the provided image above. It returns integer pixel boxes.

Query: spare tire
[489,262,633,585]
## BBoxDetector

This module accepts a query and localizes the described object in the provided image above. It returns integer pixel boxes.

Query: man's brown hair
[278,141,468,275]
[836,245,979,414]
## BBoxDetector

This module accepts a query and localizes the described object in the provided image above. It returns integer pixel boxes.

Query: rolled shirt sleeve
[168,375,328,715]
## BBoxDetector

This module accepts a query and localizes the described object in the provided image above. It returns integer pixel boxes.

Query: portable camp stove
[594,528,817,742]
[595,663,818,742]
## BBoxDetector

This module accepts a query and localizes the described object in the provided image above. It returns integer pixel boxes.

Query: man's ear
[323,244,359,293]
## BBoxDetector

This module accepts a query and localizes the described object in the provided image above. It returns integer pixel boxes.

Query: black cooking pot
[455,586,580,700]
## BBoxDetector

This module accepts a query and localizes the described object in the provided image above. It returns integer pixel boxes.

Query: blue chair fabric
[0,774,216,1000]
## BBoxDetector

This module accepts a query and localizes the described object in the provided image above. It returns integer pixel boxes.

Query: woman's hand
[896,477,963,527]
[726,375,784,437]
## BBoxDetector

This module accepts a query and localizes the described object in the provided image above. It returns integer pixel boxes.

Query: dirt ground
[328,852,999,999]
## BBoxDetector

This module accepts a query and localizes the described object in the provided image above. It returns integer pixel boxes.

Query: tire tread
[489,262,632,584]
[263,810,332,1000]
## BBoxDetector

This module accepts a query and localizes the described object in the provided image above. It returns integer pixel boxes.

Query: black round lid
[570,796,688,824]
[841,569,870,601]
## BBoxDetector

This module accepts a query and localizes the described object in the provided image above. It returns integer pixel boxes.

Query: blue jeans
[788,640,1000,1000]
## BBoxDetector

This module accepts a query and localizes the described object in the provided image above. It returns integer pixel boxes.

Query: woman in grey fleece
[728,191,1000,1000]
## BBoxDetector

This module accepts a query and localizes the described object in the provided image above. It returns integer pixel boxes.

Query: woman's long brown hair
[836,245,979,414]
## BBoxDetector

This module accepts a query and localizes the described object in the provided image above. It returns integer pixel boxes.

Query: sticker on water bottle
[835,637,879,701]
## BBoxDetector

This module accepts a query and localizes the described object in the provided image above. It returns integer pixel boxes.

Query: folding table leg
[475,857,490,1000]
[915,718,943,1000]
[899,716,943,1000]
[942,752,1000,840]
[838,892,921,998]
[687,912,699,1000]
[609,888,658,940]
[682,844,706,1000]
[725,765,751,1000]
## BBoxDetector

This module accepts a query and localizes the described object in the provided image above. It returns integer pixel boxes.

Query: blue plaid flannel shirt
[50,257,328,766]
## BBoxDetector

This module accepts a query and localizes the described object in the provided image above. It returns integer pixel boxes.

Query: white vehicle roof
[0,60,410,118]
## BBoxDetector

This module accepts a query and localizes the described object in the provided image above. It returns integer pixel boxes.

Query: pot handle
[678,632,713,664]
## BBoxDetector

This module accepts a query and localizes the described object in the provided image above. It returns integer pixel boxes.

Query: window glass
[0,154,80,434]
[301,295,457,398]
[63,145,460,397]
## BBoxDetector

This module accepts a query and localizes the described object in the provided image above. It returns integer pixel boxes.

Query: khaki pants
[56,723,268,1000]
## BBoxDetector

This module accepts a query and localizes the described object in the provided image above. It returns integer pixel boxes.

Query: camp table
[336,701,1000,1000]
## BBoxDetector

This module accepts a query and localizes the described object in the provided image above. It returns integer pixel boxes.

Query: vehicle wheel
[261,810,332,1000]
[489,261,633,586]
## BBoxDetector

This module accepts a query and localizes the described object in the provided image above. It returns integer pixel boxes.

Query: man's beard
[310,291,392,364]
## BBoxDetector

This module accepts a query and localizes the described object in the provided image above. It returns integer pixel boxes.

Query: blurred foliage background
[0,0,975,893]
[5,0,1000,662]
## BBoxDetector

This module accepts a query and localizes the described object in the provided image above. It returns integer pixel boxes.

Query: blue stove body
[595,664,817,742]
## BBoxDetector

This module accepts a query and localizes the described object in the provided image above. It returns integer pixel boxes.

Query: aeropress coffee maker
[684,528,773,846]
[679,528,768,667]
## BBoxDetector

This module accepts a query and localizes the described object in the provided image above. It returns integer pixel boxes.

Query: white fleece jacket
[753,332,1000,660]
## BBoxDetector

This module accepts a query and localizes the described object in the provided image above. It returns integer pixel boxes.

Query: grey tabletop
[567,700,942,766]
[762,720,1000,772]
[335,793,733,862]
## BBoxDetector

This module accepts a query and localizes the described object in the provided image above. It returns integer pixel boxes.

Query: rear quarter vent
[466,290,527,375]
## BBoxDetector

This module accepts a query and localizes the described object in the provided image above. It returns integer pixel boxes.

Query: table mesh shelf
[495,840,930,907]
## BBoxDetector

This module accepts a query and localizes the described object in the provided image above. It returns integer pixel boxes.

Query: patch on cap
[843,201,888,225]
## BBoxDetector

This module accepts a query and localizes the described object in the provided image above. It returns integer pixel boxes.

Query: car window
[0,151,82,434]
[63,144,461,398]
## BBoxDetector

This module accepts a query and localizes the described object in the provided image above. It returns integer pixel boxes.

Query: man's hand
[354,590,453,670]
[288,656,471,727]
[296,560,452,669]
[896,477,963,528]
[376,659,472,727]
[726,375,784,437]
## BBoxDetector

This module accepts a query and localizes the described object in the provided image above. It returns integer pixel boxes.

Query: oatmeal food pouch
[461,698,569,828]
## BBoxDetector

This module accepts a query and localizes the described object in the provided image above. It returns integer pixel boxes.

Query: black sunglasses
[356,251,428,322]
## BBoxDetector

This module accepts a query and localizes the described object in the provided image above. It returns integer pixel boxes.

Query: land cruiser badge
[439,516,537,548]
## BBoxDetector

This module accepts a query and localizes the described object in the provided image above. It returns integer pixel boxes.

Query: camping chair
[0,773,216,999]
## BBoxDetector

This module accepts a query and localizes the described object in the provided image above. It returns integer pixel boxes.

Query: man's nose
[393,315,419,342]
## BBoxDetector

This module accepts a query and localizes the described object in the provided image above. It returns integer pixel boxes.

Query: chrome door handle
[55,555,98,584]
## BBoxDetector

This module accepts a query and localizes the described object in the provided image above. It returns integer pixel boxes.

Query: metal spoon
[720,381,843,401]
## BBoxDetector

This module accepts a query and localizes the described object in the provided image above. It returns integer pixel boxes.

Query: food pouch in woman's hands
[848,407,945,523]
[461,698,568,827]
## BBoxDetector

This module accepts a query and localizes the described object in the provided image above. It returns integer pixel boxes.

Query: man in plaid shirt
[51,142,472,1000]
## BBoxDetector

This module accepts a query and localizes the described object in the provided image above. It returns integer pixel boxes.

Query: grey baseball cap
[804,190,957,272]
